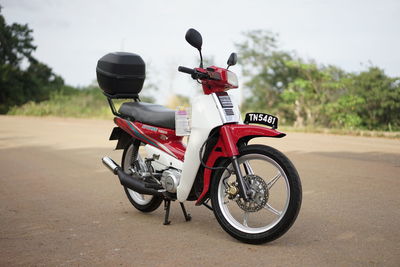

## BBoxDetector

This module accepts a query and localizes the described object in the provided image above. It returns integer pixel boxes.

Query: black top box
[96,52,145,99]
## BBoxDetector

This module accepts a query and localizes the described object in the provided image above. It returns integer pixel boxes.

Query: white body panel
[176,93,240,202]
[144,145,183,171]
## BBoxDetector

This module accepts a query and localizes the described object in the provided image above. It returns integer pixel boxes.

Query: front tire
[210,144,302,244]
[122,141,163,213]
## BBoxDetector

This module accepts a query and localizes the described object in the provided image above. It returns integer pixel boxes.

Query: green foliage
[3,13,399,131]
[0,9,35,66]
[236,30,400,131]
[8,82,159,118]
[9,86,116,118]
[345,67,400,129]
[237,30,295,114]
[325,95,365,128]
[1,6,159,118]
[0,8,64,113]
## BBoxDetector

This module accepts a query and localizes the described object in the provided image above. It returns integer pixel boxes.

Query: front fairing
[176,92,240,202]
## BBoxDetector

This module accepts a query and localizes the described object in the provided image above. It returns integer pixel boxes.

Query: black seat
[118,102,175,129]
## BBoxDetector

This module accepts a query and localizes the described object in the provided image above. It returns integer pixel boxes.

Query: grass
[279,126,400,139]
[8,88,400,139]
[8,88,119,119]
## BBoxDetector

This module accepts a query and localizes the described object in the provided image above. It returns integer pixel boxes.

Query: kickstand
[202,199,213,211]
[163,199,171,225]
[180,202,192,221]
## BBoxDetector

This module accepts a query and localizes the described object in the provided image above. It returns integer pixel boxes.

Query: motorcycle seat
[118,102,175,129]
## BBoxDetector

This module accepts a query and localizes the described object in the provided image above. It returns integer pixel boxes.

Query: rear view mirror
[185,28,203,51]
[227,53,237,68]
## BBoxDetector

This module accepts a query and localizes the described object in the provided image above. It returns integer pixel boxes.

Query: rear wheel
[210,145,302,244]
[122,141,163,212]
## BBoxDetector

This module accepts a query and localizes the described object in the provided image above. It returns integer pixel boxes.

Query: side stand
[180,202,192,221]
[163,199,171,225]
[163,199,192,225]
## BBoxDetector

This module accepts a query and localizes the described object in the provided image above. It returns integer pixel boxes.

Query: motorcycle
[98,28,302,244]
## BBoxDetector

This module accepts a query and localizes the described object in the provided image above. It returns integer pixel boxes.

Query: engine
[160,168,181,193]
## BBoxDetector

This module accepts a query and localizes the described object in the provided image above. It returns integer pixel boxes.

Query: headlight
[227,70,238,87]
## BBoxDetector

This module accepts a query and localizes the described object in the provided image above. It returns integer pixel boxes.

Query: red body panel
[114,117,285,204]
[195,124,285,205]
[114,117,186,161]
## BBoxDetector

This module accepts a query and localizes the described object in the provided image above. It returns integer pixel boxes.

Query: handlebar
[178,66,195,75]
[178,66,210,80]
[178,65,232,90]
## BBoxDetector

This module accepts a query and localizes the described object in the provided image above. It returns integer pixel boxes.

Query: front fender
[195,124,285,205]
[219,124,285,156]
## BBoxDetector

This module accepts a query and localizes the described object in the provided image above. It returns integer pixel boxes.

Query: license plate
[244,113,279,129]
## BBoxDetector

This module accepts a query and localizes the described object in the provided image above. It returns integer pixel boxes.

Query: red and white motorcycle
[99,28,302,244]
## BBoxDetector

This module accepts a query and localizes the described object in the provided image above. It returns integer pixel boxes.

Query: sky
[2,0,400,104]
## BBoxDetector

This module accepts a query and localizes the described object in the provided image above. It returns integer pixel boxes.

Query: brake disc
[236,175,269,212]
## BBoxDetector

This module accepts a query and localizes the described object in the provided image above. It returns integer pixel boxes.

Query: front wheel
[210,144,302,244]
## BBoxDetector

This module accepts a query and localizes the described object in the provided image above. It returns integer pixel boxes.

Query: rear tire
[210,144,302,244]
[122,141,163,213]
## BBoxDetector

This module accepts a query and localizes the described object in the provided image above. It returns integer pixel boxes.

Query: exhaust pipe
[102,156,163,196]
[102,157,119,174]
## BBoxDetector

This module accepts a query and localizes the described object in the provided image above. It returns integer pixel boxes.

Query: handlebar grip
[178,66,195,75]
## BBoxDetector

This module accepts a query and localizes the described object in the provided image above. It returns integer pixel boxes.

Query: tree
[282,61,346,127]
[236,29,400,130]
[236,30,298,117]
[346,67,400,130]
[0,9,35,66]
[0,7,64,113]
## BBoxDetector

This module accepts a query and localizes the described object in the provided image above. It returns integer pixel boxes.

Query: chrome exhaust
[101,156,163,196]
[102,157,119,174]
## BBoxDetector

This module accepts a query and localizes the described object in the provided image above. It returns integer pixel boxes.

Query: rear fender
[195,124,285,205]
[109,126,133,150]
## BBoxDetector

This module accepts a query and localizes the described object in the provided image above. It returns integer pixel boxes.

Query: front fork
[196,124,285,205]
[231,156,250,201]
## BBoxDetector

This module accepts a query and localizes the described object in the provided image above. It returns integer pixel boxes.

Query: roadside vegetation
[7,86,115,118]
[236,30,400,131]
[1,8,399,135]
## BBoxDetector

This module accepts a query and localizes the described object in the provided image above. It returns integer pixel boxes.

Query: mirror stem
[199,50,203,68]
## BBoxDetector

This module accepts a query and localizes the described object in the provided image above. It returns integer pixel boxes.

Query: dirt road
[0,116,399,266]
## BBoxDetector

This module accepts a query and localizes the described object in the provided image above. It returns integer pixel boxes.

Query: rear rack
[104,93,140,118]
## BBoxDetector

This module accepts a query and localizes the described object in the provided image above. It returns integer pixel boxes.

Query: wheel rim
[217,154,290,234]
[123,144,153,205]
